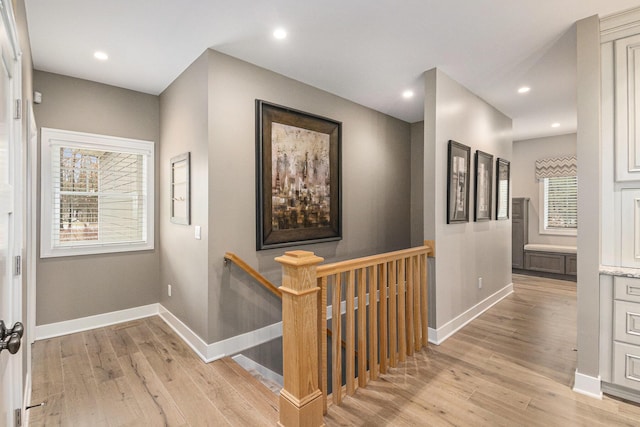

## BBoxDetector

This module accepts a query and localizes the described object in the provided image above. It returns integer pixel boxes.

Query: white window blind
[41,128,154,257]
[543,176,577,231]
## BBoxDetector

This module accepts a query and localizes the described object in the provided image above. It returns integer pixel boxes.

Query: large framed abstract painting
[474,150,493,221]
[256,100,342,250]
[447,140,471,224]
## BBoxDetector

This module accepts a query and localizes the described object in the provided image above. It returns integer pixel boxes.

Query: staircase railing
[275,240,435,427]
[224,252,282,298]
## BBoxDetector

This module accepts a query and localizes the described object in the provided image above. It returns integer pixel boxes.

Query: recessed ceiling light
[273,28,287,40]
[94,51,108,61]
[402,90,414,99]
[551,122,561,128]
[518,86,531,94]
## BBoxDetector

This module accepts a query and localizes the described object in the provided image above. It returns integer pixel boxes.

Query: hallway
[28,274,640,426]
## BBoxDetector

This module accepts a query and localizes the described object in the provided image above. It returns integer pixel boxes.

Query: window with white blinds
[543,176,577,234]
[41,128,154,257]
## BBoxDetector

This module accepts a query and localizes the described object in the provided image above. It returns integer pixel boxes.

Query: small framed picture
[496,158,510,220]
[170,152,190,225]
[474,150,493,221]
[447,140,471,224]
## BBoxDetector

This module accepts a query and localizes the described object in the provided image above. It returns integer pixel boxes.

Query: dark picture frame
[170,152,190,225]
[474,150,494,221]
[256,100,342,250]
[496,158,510,220]
[447,140,471,224]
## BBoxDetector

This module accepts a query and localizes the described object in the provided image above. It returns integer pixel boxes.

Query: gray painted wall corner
[33,71,161,325]
[576,14,602,378]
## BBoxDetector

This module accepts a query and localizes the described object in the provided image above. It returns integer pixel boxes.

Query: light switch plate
[195,225,201,240]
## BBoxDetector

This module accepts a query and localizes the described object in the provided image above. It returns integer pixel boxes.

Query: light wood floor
[29,274,640,426]
[325,274,640,426]
[28,316,279,426]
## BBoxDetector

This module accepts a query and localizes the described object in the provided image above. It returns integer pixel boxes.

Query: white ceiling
[23,0,640,141]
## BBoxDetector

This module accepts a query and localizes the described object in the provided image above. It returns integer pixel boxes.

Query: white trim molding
[33,303,285,365]
[158,305,282,363]
[428,283,514,345]
[35,303,160,340]
[573,370,603,399]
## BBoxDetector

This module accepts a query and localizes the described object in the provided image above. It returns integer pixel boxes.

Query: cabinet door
[524,252,565,274]
[621,189,640,268]
[615,33,640,181]
[512,220,524,268]
[614,300,640,346]
[614,341,640,391]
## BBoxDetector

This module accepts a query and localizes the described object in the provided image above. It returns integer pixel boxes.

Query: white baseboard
[232,354,283,387]
[428,283,514,345]
[573,370,603,399]
[158,304,283,363]
[35,303,160,340]
[33,302,284,365]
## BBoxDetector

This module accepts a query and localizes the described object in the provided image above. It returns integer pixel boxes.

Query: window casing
[539,176,577,236]
[41,128,154,257]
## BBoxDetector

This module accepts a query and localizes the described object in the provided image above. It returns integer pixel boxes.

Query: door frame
[0,0,25,425]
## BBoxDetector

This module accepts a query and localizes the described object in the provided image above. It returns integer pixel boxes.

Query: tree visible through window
[41,128,154,257]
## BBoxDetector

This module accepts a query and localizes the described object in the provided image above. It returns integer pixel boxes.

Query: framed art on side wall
[447,140,471,224]
[496,158,510,220]
[256,100,342,250]
[170,152,190,225]
[474,150,493,221]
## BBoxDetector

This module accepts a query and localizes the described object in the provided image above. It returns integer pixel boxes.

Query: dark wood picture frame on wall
[474,150,493,221]
[447,140,471,224]
[256,100,342,250]
[496,158,510,220]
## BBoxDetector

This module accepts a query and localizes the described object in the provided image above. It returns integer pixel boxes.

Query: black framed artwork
[474,150,493,221]
[256,100,342,250]
[496,158,510,220]
[447,140,471,224]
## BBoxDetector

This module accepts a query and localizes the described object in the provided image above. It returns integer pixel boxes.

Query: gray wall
[33,71,161,325]
[512,133,577,247]
[576,15,601,379]
[423,68,512,329]
[206,50,412,343]
[159,52,210,340]
[159,49,412,344]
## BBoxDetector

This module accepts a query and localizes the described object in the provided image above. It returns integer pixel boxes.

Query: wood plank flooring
[29,274,640,426]
[325,274,640,426]
[28,316,279,426]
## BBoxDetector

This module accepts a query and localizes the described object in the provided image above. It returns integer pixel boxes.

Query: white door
[0,0,23,425]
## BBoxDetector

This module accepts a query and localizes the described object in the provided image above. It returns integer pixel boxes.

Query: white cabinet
[602,275,640,396]
[615,34,640,181]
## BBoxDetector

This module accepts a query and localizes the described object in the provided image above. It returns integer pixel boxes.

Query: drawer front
[613,341,640,391]
[614,300,640,346]
[614,276,640,303]
[524,252,565,274]
[565,255,577,276]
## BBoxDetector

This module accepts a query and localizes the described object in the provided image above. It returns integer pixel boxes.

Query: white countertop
[600,265,640,279]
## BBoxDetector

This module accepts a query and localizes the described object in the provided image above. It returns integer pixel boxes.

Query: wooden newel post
[275,250,325,427]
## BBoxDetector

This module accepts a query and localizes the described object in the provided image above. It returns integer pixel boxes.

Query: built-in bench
[523,244,577,276]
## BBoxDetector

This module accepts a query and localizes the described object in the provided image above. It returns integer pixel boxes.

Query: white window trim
[40,128,155,258]
[538,179,577,237]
